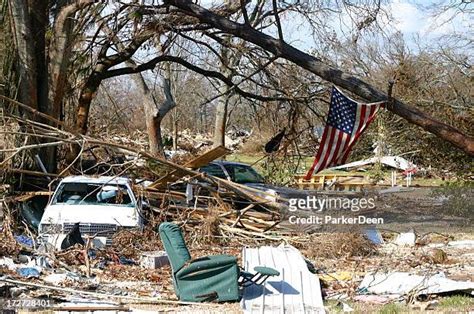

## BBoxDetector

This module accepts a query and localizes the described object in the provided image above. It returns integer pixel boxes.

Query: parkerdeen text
[289,215,384,225]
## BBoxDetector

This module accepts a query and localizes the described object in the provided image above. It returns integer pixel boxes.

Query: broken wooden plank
[148,145,231,189]
[185,145,232,168]
[9,168,60,178]
[13,191,53,202]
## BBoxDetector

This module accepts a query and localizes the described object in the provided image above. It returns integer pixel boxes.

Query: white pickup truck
[38,176,144,249]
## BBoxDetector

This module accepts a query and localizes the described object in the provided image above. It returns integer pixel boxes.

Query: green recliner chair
[158,222,280,303]
[159,222,240,302]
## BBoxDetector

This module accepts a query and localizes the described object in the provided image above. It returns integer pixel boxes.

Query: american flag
[305,87,383,179]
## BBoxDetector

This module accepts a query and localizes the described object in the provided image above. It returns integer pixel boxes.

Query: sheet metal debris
[358,272,474,296]
[241,245,325,313]
[393,230,416,246]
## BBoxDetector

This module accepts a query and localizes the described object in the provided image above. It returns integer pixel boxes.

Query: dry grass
[111,227,164,259]
[239,135,268,154]
[0,204,20,257]
[189,204,224,245]
[297,232,377,260]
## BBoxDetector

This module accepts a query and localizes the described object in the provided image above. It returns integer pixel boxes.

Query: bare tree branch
[103,55,293,102]
[272,0,284,41]
[163,0,474,156]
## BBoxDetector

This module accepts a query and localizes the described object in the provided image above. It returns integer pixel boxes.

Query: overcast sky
[200,0,472,52]
[286,0,471,51]
[388,0,470,36]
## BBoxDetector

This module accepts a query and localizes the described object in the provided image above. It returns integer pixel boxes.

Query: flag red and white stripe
[305,87,384,179]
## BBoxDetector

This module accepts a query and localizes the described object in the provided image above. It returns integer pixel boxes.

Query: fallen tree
[1,95,288,215]
[163,0,474,156]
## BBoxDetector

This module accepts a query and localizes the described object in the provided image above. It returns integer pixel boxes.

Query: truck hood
[39,204,139,227]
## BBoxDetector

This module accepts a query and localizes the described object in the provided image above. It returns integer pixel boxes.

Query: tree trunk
[100,22,169,157]
[9,0,37,111]
[29,0,48,113]
[156,69,176,155]
[30,0,56,173]
[165,0,474,156]
[74,31,152,135]
[76,69,103,135]
[213,93,230,147]
[9,0,58,173]
[149,115,165,157]
[130,63,175,157]
[172,114,178,151]
[213,34,232,148]
[49,0,94,120]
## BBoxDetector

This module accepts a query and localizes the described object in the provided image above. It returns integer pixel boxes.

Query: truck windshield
[223,164,265,184]
[52,183,134,206]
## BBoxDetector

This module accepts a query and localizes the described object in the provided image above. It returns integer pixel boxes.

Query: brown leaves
[298,232,377,260]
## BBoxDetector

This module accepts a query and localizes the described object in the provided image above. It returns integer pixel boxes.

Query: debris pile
[93,127,250,157]
[0,98,473,312]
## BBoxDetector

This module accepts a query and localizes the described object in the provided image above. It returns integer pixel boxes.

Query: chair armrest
[176,254,237,278]
[254,266,280,276]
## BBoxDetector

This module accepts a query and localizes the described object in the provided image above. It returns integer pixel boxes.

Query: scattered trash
[0,257,17,270]
[447,240,474,248]
[319,271,355,282]
[140,251,169,269]
[36,256,53,269]
[118,256,137,266]
[378,186,415,194]
[14,235,34,248]
[43,272,80,285]
[17,267,41,278]
[338,302,354,312]
[55,298,129,312]
[358,272,474,296]
[427,248,448,264]
[353,295,400,304]
[425,300,439,310]
[60,222,85,250]
[428,240,474,249]
[411,300,439,311]
[394,230,416,246]
[0,98,472,313]
[364,228,383,245]
[19,195,48,230]
[328,156,417,172]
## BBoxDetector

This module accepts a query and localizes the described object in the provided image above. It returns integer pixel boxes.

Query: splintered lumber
[13,191,53,202]
[160,197,283,235]
[9,168,61,178]
[0,278,219,306]
[185,146,232,168]
[148,145,231,189]
[294,173,370,190]
[2,98,288,219]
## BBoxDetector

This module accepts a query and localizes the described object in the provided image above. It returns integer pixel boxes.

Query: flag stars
[327,89,357,134]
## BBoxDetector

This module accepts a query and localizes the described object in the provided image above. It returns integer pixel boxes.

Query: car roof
[209,160,251,167]
[59,176,131,185]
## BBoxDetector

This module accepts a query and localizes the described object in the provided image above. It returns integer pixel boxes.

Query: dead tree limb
[164,0,474,156]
